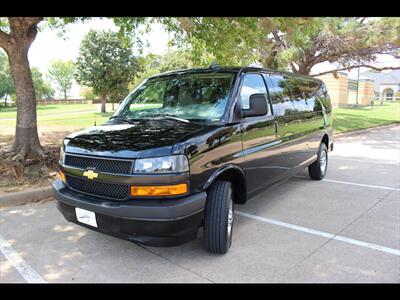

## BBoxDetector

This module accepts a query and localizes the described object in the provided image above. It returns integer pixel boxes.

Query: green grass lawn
[0,111,113,130]
[0,103,116,119]
[1,102,399,136]
[0,104,116,135]
[333,102,400,134]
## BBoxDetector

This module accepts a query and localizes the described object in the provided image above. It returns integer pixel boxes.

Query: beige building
[317,70,400,108]
[317,72,375,108]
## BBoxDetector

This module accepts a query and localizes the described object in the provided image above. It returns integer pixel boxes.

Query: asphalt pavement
[1,124,399,283]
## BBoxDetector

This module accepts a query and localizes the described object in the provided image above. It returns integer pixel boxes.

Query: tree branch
[272,30,286,50]
[0,29,11,52]
[311,64,400,77]
[290,62,298,73]
[358,17,366,24]
[7,17,43,49]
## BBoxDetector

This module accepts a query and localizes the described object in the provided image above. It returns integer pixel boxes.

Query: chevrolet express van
[53,66,333,254]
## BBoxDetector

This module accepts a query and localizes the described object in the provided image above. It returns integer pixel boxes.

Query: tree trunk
[7,42,44,160]
[100,93,106,113]
[64,89,67,100]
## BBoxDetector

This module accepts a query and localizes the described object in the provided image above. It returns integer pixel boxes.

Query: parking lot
[1,124,399,283]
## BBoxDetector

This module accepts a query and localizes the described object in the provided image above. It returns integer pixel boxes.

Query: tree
[75,29,141,113]
[0,17,92,161]
[130,49,195,89]
[31,67,55,100]
[80,86,97,100]
[48,59,75,99]
[1,51,54,104]
[0,17,47,159]
[107,87,129,111]
[159,17,400,76]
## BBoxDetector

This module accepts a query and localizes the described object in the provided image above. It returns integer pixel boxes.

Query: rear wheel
[204,180,234,254]
[308,143,328,180]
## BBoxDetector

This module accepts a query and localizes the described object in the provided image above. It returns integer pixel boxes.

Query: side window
[290,78,322,113]
[316,83,332,112]
[239,74,269,111]
[268,74,293,116]
[269,74,323,115]
[288,78,312,113]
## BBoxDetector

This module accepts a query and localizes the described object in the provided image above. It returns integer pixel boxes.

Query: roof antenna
[93,99,97,126]
[210,61,219,69]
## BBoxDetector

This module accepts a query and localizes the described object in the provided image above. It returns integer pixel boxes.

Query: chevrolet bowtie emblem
[83,170,98,180]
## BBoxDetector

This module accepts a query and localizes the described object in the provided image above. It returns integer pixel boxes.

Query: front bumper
[52,179,206,247]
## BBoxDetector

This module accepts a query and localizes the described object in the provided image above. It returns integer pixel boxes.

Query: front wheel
[308,143,328,180]
[203,180,234,254]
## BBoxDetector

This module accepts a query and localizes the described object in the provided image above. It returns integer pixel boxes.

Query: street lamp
[355,63,360,107]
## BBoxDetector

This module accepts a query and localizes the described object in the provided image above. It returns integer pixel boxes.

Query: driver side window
[239,74,269,112]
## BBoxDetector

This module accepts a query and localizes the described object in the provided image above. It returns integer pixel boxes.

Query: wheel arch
[203,164,247,205]
[322,133,329,149]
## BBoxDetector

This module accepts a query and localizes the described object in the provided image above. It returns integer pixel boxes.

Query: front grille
[65,175,129,200]
[64,154,133,174]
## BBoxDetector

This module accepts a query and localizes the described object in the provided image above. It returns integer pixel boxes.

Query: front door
[239,73,281,196]
[264,73,312,174]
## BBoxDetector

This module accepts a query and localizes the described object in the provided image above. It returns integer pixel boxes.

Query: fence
[36,99,97,105]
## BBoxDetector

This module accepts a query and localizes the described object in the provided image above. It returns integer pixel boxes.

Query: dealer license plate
[75,207,98,228]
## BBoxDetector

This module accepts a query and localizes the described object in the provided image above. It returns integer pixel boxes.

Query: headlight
[133,155,189,173]
[59,147,65,164]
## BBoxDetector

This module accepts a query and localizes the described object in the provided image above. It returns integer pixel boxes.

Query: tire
[308,142,328,180]
[203,180,234,254]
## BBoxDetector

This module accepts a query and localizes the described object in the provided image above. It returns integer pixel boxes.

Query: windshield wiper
[143,114,191,123]
[109,116,135,124]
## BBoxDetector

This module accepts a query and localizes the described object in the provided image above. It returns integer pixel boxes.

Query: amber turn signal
[131,183,188,196]
[58,171,66,183]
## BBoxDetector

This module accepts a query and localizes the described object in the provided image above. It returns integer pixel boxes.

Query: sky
[18,18,400,97]
[28,18,171,97]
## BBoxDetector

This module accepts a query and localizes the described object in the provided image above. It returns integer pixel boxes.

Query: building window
[382,88,395,101]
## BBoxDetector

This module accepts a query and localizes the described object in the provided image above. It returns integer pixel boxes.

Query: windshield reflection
[112,72,236,122]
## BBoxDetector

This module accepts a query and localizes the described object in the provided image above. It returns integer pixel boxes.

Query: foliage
[0,50,15,100]
[155,17,400,75]
[48,60,75,99]
[79,86,97,100]
[74,29,141,104]
[130,49,195,89]
[31,67,55,100]
[1,51,53,101]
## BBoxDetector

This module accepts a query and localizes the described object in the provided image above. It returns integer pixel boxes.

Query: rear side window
[268,74,294,116]
[239,74,269,110]
[316,83,332,112]
[268,74,323,115]
[288,77,321,113]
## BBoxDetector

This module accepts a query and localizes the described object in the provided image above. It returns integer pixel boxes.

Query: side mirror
[242,93,269,118]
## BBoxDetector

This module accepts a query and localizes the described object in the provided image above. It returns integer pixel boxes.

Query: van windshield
[112,72,236,122]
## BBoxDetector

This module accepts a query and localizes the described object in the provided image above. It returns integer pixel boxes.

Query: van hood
[64,119,208,159]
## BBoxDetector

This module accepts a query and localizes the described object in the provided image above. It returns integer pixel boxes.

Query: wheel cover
[320,150,327,174]
[227,197,233,237]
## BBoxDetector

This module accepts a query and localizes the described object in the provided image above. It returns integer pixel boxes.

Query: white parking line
[0,235,46,283]
[295,176,399,191]
[330,156,400,165]
[235,211,400,256]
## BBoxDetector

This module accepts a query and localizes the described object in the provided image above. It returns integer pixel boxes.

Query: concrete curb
[334,123,399,139]
[0,186,53,208]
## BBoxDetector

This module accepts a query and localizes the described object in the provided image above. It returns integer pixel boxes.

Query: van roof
[149,66,323,83]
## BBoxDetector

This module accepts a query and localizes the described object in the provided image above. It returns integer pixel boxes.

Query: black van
[53,66,333,254]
